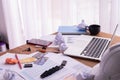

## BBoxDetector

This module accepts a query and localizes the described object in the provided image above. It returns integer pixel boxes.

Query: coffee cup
[88,24,100,35]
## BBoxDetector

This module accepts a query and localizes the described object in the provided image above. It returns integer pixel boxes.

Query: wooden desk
[1,32,120,67]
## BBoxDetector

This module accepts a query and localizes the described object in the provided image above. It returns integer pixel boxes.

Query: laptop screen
[108,24,118,47]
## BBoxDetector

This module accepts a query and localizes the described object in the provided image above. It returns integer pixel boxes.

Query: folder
[58,26,87,35]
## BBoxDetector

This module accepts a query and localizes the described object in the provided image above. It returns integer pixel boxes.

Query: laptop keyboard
[81,38,110,58]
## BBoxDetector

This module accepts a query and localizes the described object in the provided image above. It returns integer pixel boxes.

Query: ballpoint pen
[15,54,22,69]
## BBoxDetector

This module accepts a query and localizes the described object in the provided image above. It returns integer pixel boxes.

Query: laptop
[63,24,118,61]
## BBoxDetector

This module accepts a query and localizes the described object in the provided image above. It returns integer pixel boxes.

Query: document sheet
[0,52,37,71]
[20,53,92,80]
[0,52,92,80]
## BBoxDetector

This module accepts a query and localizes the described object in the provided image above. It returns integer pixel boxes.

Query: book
[58,26,87,35]
[26,39,52,47]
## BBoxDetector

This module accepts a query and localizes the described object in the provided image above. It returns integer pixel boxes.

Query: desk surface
[1,32,120,67]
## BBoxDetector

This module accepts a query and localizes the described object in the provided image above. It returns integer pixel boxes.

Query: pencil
[15,54,22,69]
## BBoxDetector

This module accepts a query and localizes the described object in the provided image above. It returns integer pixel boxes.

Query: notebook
[58,26,87,35]
[63,24,118,61]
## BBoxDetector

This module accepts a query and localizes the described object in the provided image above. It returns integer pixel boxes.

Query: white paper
[63,35,93,56]
[0,52,38,71]
[21,52,92,80]
[0,52,92,80]
[21,59,73,80]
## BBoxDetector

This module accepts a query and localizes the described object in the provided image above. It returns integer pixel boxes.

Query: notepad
[58,26,87,35]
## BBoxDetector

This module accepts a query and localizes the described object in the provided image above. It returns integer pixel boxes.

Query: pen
[15,54,22,69]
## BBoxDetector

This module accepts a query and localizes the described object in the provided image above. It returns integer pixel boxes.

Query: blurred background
[0,0,119,49]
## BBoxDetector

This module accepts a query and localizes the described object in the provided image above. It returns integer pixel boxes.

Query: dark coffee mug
[88,24,100,35]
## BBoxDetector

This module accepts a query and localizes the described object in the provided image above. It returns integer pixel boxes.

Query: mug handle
[85,26,89,30]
